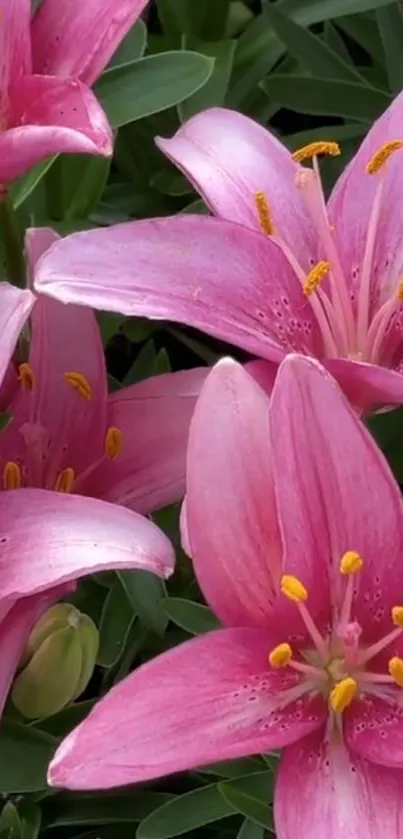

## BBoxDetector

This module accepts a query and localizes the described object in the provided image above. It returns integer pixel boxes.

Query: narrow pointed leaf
[262,75,390,120]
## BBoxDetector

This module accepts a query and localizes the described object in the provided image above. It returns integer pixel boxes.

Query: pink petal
[0,283,35,388]
[90,367,208,514]
[325,356,403,413]
[186,358,284,629]
[25,226,60,283]
[0,488,174,599]
[24,293,108,480]
[47,627,325,790]
[0,0,31,108]
[156,108,317,271]
[31,0,149,86]
[0,75,112,184]
[270,354,403,638]
[33,216,324,362]
[328,90,403,317]
[275,729,403,838]
[345,694,403,768]
[0,586,68,719]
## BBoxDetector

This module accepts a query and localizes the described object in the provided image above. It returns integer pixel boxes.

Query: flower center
[269,552,403,720]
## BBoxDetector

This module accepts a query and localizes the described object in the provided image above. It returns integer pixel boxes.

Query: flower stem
[0,192,26,288]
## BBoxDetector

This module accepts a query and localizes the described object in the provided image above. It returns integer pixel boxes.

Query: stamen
[388,656,403,687]
[303,261,330,296]
[254,192,274,235]
[105,426,123,460]
[292,141,340,164]
[281,575,308,603]
[269,643,292,668]
[366,140,403,175]
[329,677,358,713]
[340,551,363,575]
[3,461,21,490]
[54,468,75,493]
[392,606,403,627]
[397,279,403,301]
[18,362,34,390]
[64,372,92,400]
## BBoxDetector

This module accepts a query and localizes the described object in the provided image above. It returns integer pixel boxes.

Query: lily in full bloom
[48,355,403,836]
[34,91,403,412]
[0,0,149,185]
[0,228,206,513]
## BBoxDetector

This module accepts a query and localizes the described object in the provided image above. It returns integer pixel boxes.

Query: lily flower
[47,355,403,836]
[34,92,403,412]
[0,0,148,184]
[0,228,206,513]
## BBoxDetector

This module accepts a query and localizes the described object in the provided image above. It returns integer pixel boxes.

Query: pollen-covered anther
[64,372,92,400]
[329,677,358,713]
[105,426,123,460]
[18,362,35,390]
[340,550,363,575]
[303,261,330,296]
[269,642,292,668]
[254,191,274,236]
[292,141,341,164]
[391,606,403,627]
[388,656,403,687]
[54,468,75,494]
[3,461,21,490]
[396,278,403,301]
[366,140,403,175]
[281,575,308,603]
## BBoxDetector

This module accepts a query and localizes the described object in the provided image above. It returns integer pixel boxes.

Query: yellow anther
[3,461,21,490]
[18,362,35,390]
[280,575,308,603]
[391,606,403,627]
[388,656,403,687]
[254,191,274,236]
[268,642,292,668]
[105,426,123,460]
[303,261,330,296]
[329,677,358,713]
[64,372,92,400]
[366,140,403,175]
[340,550,363,575]
[396,278,403,301]
[54,468,75,494]
[292,141,341,164]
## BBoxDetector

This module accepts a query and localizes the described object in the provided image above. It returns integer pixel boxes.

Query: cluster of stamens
[253,137,403,364]
[2,364,123,492]
[267,551,403,718]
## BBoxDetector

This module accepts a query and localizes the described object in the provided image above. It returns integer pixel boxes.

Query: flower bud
[11,603,99,719]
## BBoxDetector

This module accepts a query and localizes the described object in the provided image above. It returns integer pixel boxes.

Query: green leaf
[0,412,12,433]
[110,19,148,66]
[0,721,56,793]
[95,52,215,129]
[36,700,94,738]
[0,803,22,839]
[323,21,353,64]
[43,791,173,828]
[262,75,390,121]
[45,154,111,221]
[118,570,168,636]
[283,122,365,152]
[97,312,125,344]
[137,784,236,839]
[219,770,275,802]
[229,0,393,108]
[98,577,136,668]
[336,14,384,64]
[201,757,267,778]
[376,5,403,93]
[18,804,41,839]
[196,0,232,40]
[157,0,230,40]
[265,4,365,83]
[122,340,157,385]
[237,818,265,839]
[178,38,236,120]
[218,786,273,832]
[163,597,220,634]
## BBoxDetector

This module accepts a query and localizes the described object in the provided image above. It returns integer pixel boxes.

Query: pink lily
[35,92,403,412]
[48,354,403,836]
[0,0,149,185]
[0,227,206,513]
[0,486,174,722]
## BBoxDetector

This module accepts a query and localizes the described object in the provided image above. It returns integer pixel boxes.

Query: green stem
[0,192,26,288]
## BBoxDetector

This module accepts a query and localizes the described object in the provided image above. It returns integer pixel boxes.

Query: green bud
[11,603,99,719]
